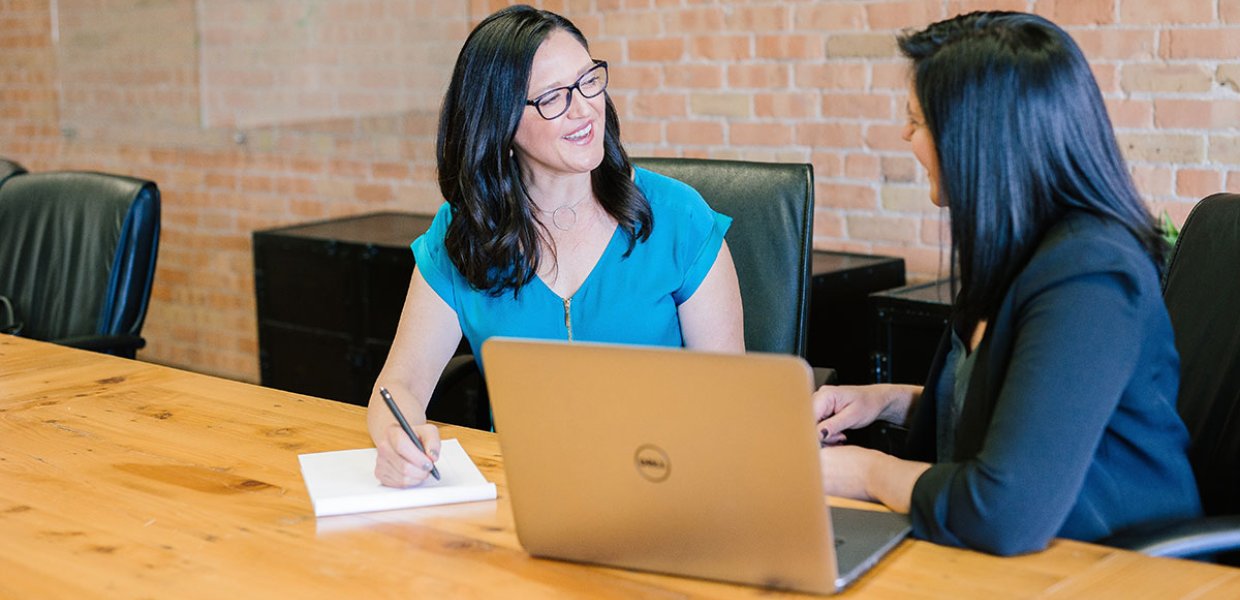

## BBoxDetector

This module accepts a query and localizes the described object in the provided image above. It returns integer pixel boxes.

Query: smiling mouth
[564,122,592,142]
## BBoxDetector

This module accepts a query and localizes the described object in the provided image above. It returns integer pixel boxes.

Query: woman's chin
[571,146,606,174]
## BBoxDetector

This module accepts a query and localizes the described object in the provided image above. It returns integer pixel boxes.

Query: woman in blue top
[811,12,1201,555]
[368,6,743,488]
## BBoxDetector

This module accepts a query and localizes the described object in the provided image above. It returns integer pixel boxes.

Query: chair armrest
[428,354,491,430]
[848,421,910,456]
[432,354,481,401]
[812,367,837,388]
[52,334,146,358]
[1102,515,1240,559]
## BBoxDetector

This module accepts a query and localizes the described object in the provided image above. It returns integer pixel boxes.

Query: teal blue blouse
[412,167,731,365]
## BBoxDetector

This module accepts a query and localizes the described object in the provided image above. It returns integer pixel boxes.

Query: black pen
[379,386,441,481]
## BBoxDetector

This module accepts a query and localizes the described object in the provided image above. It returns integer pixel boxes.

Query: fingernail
[430,450,440,460]
[421,462,432,472]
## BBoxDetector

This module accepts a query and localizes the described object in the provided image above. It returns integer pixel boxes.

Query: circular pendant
[551,206,577,231]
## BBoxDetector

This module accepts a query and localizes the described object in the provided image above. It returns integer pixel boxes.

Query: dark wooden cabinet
[253,215,931,430]
[869,279,953,385]
[253,212,432,406]
[806,250,906,384]
[254,211,489,428]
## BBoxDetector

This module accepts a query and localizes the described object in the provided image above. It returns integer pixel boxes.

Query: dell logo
[634,444,671,482]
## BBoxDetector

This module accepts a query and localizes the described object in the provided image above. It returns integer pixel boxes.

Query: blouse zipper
[563,296,573,342]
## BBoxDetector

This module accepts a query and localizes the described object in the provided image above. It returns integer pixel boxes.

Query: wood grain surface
[1,336,1236,599]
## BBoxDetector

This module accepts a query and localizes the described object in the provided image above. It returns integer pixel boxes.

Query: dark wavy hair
[436,5,651,296]
[898,12,1166,325]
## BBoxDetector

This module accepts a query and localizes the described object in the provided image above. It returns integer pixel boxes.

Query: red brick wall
[3,0,1238,382]
[197,1,466,129]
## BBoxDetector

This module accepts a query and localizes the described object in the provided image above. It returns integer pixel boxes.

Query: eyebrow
[530,61,597,96]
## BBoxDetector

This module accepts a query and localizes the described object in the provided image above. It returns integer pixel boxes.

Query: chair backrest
[0,157,26,185]
[0,171,160,344]
[1162,193,1240,517]
[632,157,814,357]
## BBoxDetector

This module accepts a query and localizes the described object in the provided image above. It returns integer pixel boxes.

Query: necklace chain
[536,196,590,231]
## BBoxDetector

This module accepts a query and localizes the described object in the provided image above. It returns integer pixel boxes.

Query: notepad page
[298,439,497,517]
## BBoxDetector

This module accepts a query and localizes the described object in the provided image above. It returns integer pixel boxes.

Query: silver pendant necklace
[541,196,589,231]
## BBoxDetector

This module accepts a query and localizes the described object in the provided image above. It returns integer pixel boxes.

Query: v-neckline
[533,224,623,302]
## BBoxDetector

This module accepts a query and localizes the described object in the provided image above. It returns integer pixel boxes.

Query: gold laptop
[481,338,910,595]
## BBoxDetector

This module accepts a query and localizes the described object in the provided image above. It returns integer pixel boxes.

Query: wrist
[876,384,917,423]
[869,455,930,514]
[859,448,884,504]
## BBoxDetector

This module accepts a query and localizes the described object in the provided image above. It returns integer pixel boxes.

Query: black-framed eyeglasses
[525,60,609,120]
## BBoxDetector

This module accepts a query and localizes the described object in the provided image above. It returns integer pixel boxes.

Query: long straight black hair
[898,12,1166,325]
[436,5,651,296]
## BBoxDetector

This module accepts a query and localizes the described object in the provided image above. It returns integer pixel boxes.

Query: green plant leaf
[1159,209,1180,248]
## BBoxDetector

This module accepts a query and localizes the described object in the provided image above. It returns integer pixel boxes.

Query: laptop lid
[482,338,906,595]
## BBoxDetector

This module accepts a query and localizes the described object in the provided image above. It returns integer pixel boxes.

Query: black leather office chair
[0,172,161,359]
[429,158,821,428]
[633,157,815,357]
[0,157,26,185]
[1104,193,1240,563]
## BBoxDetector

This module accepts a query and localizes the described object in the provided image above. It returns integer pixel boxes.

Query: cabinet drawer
[806,250,906,384]
[258,323,371,405]
[254,235,362,333]
[869,280,952,385]
[363,246,415,342]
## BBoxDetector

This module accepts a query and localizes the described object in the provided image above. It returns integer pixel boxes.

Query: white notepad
[298,439,497,517]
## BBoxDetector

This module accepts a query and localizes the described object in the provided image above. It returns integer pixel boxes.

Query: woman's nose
[565,87,593,119]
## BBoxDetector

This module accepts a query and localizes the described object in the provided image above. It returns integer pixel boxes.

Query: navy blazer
[903,212,1202,556]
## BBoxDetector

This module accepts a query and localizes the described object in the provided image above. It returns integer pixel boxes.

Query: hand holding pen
[375,386,441,486]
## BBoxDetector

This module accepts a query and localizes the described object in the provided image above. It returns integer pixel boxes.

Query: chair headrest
[0,171,160,341]
[1162,192,1240,516]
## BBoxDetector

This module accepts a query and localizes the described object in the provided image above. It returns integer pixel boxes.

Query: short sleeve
[632,167,733,306]
[410,202,460,312]
[673,209,731,304]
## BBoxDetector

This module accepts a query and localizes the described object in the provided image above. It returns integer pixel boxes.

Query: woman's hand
[812,384,919,444]
[813,385,885,444]
[374,422,442,488]
[818,445,880,501]
[365,267,462,488]
[819,444,930,513]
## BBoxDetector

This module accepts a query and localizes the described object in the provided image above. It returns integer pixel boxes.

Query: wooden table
[2,336,1237,599]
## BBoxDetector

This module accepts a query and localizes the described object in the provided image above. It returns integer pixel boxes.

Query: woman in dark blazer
[813,11,1202,556]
